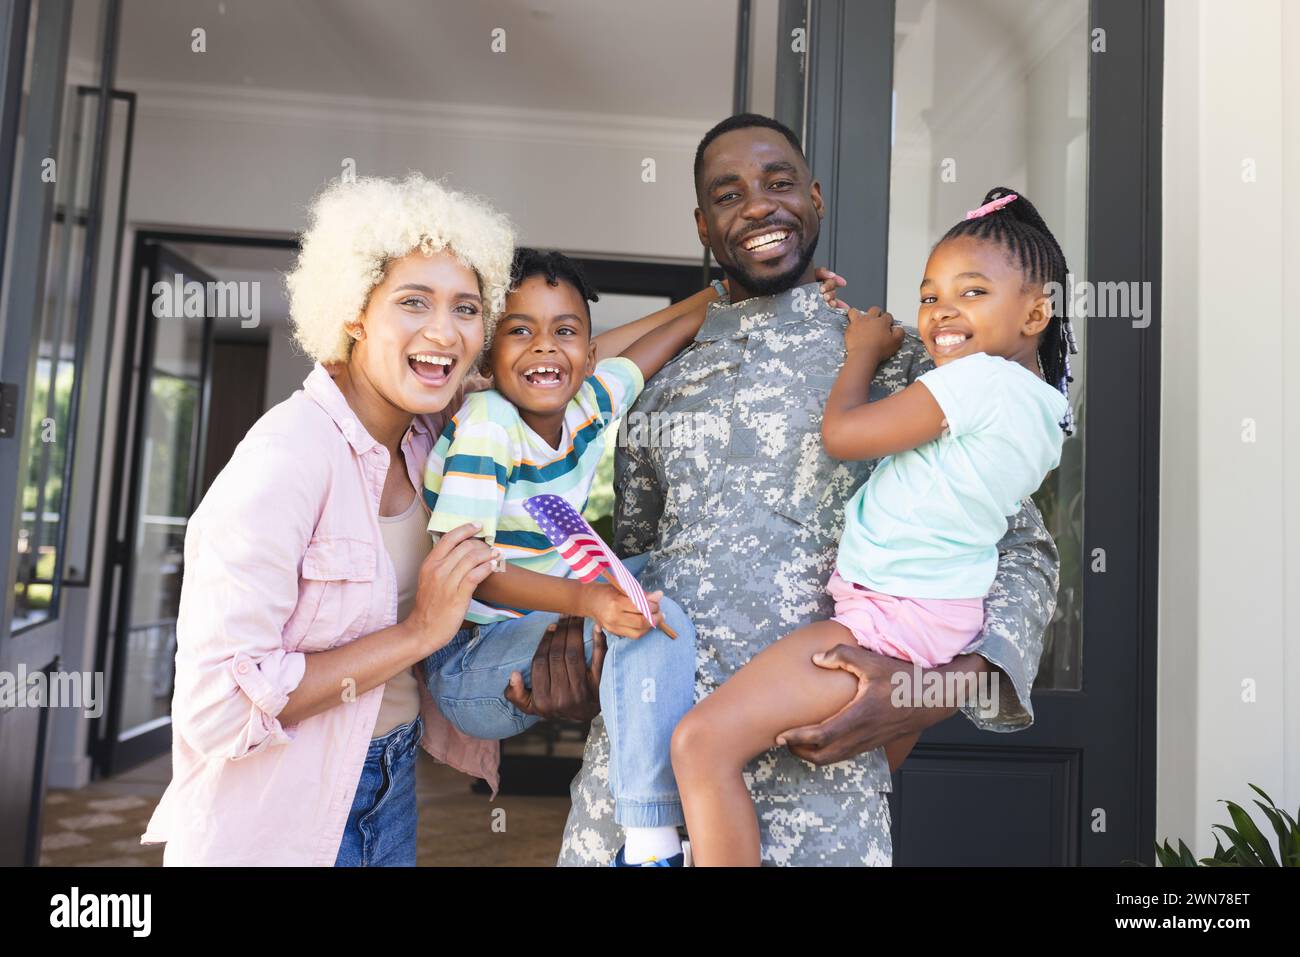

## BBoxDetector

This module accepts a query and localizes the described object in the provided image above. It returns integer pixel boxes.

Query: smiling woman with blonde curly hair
[286,173,513,366]
[142,173,515,866]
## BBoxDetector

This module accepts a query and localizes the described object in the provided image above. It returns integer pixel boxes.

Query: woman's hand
[404,522,499,655]
[843,305,903,361]
[815,267,848,309]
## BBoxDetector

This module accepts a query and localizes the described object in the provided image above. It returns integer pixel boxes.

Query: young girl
[670,187,1079,866]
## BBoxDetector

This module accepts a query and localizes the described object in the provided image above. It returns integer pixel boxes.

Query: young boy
[420,249,721,867]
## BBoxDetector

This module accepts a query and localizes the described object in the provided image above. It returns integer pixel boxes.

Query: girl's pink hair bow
[965,192,1019,219]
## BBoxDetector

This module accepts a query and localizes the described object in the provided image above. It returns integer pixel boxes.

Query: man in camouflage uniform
[555,115,1058,865]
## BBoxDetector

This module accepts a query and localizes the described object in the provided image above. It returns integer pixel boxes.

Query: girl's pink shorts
[826,569,985,669]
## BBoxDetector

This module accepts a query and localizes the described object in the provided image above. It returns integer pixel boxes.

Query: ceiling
[83,0,736,121]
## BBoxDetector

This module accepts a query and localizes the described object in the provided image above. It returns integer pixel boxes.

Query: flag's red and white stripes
[555,532,655,624]
[558,536,610,583]
[525,493,659,629]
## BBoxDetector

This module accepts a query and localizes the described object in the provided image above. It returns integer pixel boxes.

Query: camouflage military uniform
[557,281,1059,866]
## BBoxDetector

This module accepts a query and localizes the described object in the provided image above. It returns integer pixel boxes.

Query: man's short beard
[719,228,820,299]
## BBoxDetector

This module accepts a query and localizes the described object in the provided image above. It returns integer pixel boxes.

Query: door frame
[569,256,721,305]
[805,0,1162,864]
[93,238,218,775]
[1086,0,1163,866]
[0,0,123,866]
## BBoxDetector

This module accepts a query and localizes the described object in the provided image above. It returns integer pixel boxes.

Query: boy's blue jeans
[423,552,694,828]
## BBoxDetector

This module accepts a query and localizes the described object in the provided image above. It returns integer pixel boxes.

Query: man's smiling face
[694,126,824,301]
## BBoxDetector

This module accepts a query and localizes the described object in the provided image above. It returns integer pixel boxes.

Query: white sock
[624,826,682,863]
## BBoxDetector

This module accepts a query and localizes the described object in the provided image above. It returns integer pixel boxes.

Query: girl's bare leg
[670,621,863,866]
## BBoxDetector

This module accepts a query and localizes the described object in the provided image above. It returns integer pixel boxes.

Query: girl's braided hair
[937,187,1079,434]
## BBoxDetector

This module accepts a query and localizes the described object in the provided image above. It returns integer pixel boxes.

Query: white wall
[264,317,313,410]
[1160,0,1300,856]
[124,82,713,262]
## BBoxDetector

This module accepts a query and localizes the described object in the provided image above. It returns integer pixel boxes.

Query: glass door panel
[744,0,810,138]
[887,0,1089,689]
[113,245,212,741]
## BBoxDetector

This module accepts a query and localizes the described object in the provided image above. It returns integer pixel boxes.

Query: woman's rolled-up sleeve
[226,648,307,754]
[170,432,323,760]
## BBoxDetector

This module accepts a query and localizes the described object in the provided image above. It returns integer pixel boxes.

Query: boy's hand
[814,266,848,310]
[843,305,903,361]
[580,582,664,639]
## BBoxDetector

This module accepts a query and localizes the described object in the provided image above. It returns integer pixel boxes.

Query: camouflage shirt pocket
[659,395,725,531]
[771,371,839,530]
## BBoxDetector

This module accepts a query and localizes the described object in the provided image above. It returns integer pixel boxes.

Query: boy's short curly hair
[509,247,600,317]
[285,173,515,365]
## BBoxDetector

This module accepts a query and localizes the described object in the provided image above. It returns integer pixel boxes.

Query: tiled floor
[40,750,573,866]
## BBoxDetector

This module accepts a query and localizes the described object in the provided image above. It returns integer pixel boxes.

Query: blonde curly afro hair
[285,173,515,365]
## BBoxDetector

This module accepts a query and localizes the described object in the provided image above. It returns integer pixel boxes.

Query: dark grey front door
[805,0,1161,865]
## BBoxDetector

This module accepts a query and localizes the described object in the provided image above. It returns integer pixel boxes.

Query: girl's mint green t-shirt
[836,351,1068,600]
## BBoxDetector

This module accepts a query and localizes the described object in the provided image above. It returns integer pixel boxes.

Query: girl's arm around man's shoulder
[821,307,947,461]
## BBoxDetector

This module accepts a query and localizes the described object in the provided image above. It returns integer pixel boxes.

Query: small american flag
[523,493,668,635]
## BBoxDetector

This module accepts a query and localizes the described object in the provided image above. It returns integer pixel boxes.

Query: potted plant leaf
[1155,784,1299,867]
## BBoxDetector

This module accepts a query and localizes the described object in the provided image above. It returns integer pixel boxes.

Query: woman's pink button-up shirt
[141,364,500,865]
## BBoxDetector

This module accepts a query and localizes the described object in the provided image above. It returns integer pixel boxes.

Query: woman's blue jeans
[423,552,695,829]
[334,715,423,866]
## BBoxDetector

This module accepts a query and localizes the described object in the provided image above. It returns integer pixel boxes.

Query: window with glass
[887,0,1089,689]
[11,1,117,633]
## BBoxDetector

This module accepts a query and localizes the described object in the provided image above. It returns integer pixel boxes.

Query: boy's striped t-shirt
[422,356,644,624]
